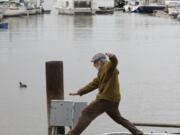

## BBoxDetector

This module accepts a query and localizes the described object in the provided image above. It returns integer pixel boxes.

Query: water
[0,11,180,135]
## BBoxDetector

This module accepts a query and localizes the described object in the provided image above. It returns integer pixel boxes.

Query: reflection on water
[0,12,180,135]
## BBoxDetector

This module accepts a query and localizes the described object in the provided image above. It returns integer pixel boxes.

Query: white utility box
[50,100,87,128]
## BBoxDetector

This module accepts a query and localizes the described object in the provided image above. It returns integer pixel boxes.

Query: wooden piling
[46,61,65,135]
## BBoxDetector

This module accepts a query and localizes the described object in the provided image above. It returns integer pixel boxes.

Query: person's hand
[69,92,79,96]
[105,53,114,58]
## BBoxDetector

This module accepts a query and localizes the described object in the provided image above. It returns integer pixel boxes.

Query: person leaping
[66,52,144,135]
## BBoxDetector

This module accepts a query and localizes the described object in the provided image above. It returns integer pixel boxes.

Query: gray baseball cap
[91,53,106,62]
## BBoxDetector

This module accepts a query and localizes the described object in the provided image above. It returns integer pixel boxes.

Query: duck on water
[19,82,27,88]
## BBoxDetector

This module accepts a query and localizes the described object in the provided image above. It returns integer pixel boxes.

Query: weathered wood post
[46,61,65,135]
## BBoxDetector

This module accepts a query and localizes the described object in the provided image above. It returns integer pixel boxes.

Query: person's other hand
[69,92,79,96]
[105,53,114,58]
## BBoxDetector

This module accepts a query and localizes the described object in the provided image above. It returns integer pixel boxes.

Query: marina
[0,0,179,19]
[0,12,180,135]
[0,0,180,133]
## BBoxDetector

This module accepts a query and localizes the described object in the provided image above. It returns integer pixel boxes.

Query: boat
[26,2,37,15]
[42,9,51,14]
[96,7,114,14]
[123,0,141,12]
[0,22,8,28]
[168,2,180,15]
[36,6,43,14]
[165,0,180,6]
[54,0,96,15]
[123,0,165,13]
[177,14,180,19]
[135,5,165,13]
[3,1,27,17]
[27,8,36,15]
[115,0,125,9]
[94,0,114,14]
[0,2,8,19]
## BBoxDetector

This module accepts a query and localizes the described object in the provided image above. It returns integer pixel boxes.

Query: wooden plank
[102,133,177,135]
[133,122,180,128]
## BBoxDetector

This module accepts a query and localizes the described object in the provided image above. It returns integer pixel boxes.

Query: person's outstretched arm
[69,77,99,96]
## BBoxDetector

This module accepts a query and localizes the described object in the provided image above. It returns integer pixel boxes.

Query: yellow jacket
[77,55,121,103]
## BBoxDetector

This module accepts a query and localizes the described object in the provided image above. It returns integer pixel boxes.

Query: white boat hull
[123,5,139,12]
[4,9,27,17]
[168,7,180,15]
[165,0,180,6]
[27,9,36,15]
[177,14,180,19]
[57,8,96,15]
[124,5,131,12]
[55,0,96,15]
[36,8,42,14]
[57,8,74,15]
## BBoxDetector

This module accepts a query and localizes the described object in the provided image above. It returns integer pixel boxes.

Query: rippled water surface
[0,12,180,135]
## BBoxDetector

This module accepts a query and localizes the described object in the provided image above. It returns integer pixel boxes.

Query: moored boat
[96,7,114,14]
[5,9,27,16]
[177,14,180,19]
[94,0,114,14]
[0,2,8,19]
[0,22,8,28]
[36,6,43,14]
[168,2,180,15]
[27,8,36,15]
[123,0,165,13]
[123,0,140,12]
[54,0,96,15]
[26,2,37,15]
[42,9,51,14]
[135,5,165,13]
[3,1,27,17]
